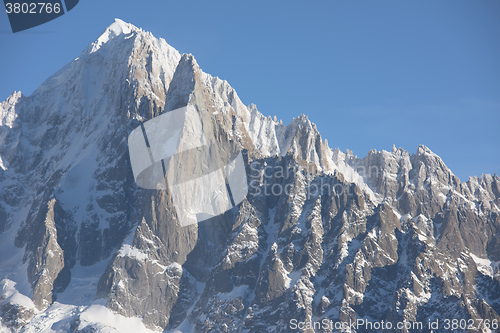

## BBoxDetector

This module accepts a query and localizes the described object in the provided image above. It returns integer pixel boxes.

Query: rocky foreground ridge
[0,19,499,333]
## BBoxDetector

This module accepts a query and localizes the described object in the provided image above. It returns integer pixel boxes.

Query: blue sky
[1,0,499,181]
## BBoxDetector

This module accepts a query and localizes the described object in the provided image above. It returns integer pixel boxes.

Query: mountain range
[0,19,499,333]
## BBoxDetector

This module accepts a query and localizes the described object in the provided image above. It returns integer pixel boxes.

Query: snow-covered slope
[0,19,499,333]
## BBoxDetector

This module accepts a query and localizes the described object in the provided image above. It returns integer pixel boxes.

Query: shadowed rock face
[0,19,499,333]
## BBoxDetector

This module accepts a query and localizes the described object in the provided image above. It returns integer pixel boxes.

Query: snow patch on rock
[0,279,35,310]
[117,245,148,262]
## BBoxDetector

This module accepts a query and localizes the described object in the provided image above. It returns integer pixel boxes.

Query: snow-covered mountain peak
[107,18,135,35]
[416,144,437,157]
[87,18,138,54]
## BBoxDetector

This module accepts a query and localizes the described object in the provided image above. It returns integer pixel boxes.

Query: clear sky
[1,0,499,181]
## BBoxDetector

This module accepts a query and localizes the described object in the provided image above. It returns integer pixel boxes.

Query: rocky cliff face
[0,19,499,333]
